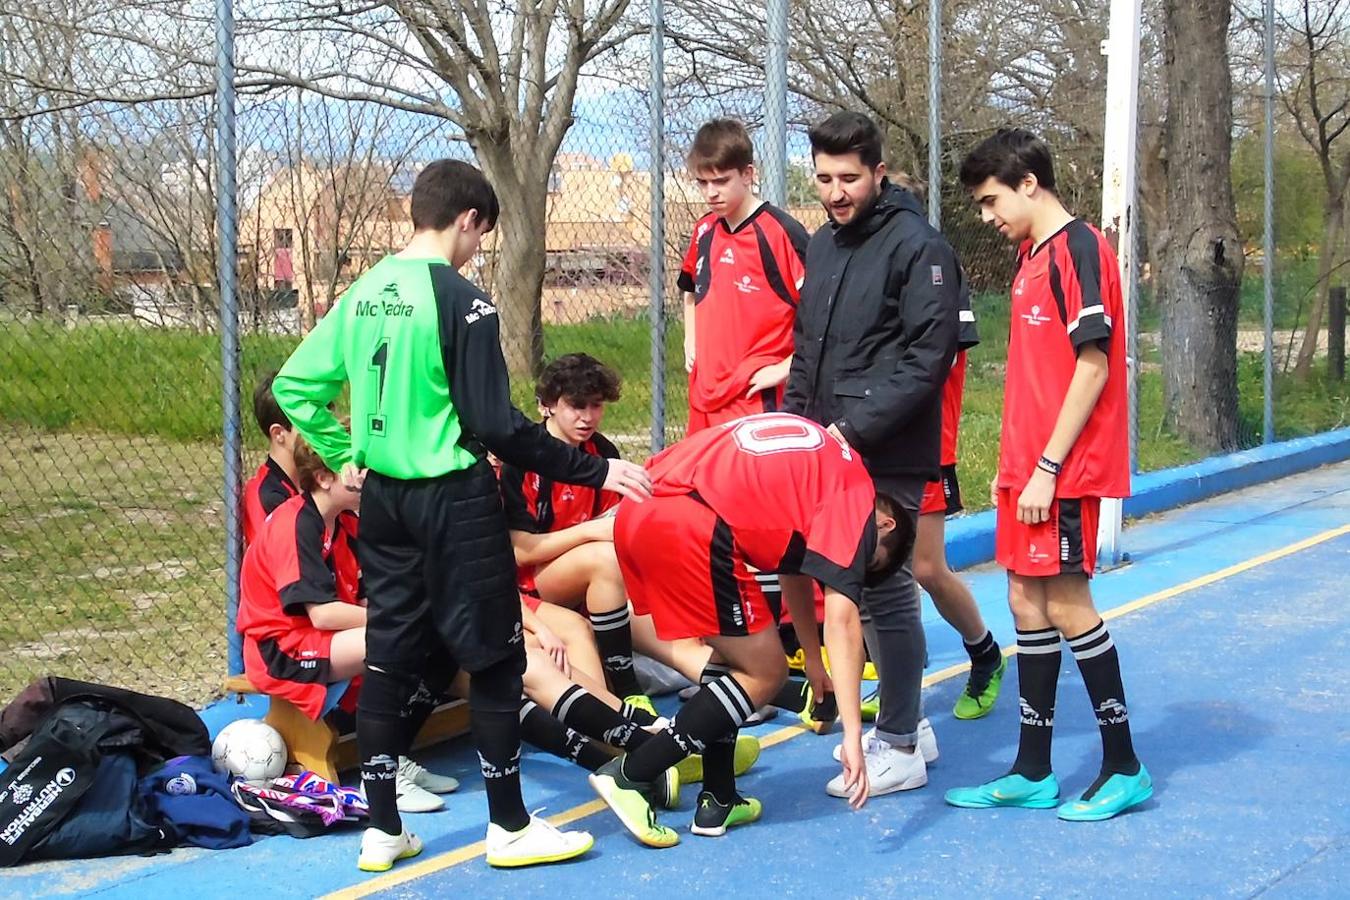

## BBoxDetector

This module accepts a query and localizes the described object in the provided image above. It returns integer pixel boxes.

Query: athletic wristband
[1037,455,1062,476]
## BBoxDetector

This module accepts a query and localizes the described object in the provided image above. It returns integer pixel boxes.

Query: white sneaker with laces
[826,733,928,797]
[833,717,939,764]
[400,756,459,794]
[357,827,423,872]
[485,812,595,868]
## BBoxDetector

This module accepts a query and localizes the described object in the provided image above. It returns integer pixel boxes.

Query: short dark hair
[410,159,500,232]
[252,371,291,437]
[536,353,622,407]
[959,128,1057,193]
[865,492,917,587]
[809,111,884,169]
[687,119,754,173]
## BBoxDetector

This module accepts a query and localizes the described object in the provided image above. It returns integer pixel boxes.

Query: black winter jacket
[784,182,962,479]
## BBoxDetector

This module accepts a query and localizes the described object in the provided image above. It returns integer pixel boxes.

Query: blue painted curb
[944,426,1350,572]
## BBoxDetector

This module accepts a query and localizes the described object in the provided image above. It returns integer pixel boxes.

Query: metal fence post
[649,0,667,454]
[216,0,243,675]
[928,0,942,228]
[1262,0,1276,442]
[763,0,788,207]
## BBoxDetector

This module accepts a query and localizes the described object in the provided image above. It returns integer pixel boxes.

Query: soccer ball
[211,718,287,783]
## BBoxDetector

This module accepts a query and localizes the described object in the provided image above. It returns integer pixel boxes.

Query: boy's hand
[838,732,869,810]
[341,464,367,493]
[745,358,791,398]
[534,626,571,678]
[684,337,696,373]
[1017,468,1056,524]
[603,459,652,502]
[989,475,999,507]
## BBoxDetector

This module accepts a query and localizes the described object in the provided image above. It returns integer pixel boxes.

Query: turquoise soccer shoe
[944,772,1061,809]
[1057,765,1153,821]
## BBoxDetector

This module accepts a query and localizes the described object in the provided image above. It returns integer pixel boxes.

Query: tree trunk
[475,142,548,378]
[1293,193,1345,375]
[1156,0,1243,452]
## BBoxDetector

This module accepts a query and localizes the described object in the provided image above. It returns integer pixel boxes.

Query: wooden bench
[222,675,470,783]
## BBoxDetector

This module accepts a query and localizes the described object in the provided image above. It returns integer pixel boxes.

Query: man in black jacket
[784,111,961,798]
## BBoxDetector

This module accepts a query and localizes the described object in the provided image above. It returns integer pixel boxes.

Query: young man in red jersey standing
[945,128,1150,821]
[679,119,809,433]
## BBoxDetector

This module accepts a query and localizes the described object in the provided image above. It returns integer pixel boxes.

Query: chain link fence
[1,0,1345,706]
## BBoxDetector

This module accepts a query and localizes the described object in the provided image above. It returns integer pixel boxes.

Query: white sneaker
[357,827,423,872]
[826,733,928,797]
[400,756,460,794]
[485,813,595,868]
[360,772,445,813]
[833,718,939,764]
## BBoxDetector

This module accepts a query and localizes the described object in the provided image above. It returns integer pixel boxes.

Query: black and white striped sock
[1066,620,1139,796]
[622,672,753,784]
[1009,627,1061,781]
[591,606,641,698]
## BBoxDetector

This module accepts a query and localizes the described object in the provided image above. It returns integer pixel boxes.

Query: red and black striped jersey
[1002,219,1130,498]
[237,493,361,643]
[242,457,299,547]
[499,434,621,593]
[679,204,809,412]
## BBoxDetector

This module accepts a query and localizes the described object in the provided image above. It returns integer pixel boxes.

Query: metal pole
[927,0,941,228]
[649,0,667,454]
[1262,0,1276,443]
[763,0,788,207]
[1096,0,1142,567]
[216,0,243,674]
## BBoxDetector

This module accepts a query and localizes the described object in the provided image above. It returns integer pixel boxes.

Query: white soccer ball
[211,718,287,783]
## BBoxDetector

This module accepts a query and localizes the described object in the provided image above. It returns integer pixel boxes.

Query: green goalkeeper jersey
[273,254,609,487]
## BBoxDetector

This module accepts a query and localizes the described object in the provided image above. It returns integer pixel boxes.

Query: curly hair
[536,353,622,407]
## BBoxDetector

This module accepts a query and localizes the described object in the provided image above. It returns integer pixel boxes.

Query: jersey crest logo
[735,274,760,294]
[465,297,498,325]
[1021,304,1052,327]
[931,265,944,285]
[719,247,735,265]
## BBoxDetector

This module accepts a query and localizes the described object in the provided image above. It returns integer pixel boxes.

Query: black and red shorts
[920,463,964,516]
[994,488,1100,577]
[615,493,775,641]
[243,629,334,720]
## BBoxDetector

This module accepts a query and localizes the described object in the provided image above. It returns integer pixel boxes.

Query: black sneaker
[689,790,762,837]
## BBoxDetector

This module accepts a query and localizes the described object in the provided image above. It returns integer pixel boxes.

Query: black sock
[357,666,415,836]
[620,700,658,727]
[1009,627,1060,782]
[591,607,642,697]
[964,630,1003,675]
[403,661,458,747]
[624,670,753,783]
[519,700,612,772]
[769,677,810,713]
[551,684,651,752]
[471,709,529,831]
[701,734,738,804]
[1067,621,1140,798]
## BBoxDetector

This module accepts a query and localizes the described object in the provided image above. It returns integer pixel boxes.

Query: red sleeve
[276,504,339,616]
[779,216,808,300]
[242,483,264,547]
[1058,223,1113,351]
[677,229,700,294]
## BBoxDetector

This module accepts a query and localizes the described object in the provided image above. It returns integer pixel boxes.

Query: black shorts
[359,460,526,675]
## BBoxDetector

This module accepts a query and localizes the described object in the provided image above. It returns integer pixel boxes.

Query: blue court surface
[5,461,1349,899]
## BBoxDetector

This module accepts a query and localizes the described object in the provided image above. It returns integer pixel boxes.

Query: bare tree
[1279,0,1350,376]
[1155,0,1244,451]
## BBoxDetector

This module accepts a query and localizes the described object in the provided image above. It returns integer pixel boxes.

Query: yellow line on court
[323,522,1350,900]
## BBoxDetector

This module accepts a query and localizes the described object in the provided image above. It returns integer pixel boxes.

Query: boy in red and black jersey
[914,280,1007,721]
[947,128,1147,821]
[679,119,809,433]
[242,372,301,547]
[497,354,646,703]
[590,414,915,845]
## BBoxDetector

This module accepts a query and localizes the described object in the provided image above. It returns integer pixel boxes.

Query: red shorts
[520,591,544,613]
[615,493,775,641]
[994,489,1100,578]
[687,386,785,435]
[920,464,964,516]
[243,628,335,720]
